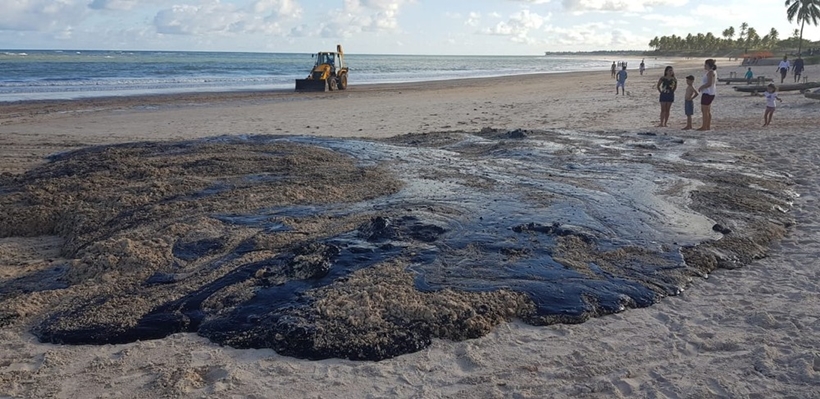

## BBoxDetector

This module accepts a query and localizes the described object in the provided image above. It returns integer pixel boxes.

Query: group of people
[654,59,717,130]
[613,57,792,129]
[612,59,647,80]
[776,55,805,83]
[652,58,788,129]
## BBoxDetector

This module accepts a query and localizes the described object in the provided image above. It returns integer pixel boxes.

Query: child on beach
[682,75,699,130]
[744,68,754,84]
[760,83,782,127]
[616,66,628,96]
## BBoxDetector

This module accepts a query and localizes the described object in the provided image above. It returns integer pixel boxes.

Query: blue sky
[1,0,818,55]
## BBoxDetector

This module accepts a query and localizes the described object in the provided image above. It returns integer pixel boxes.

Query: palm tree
[649,36,660,51]
[769,27,780,43]
[739,22,749,49]
[747,27,760,51]
[765,28,780,48]
[722,27,735,47]
[785,0,820,55]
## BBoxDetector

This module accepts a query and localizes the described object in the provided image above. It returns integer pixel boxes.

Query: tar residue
[0,131,794,360]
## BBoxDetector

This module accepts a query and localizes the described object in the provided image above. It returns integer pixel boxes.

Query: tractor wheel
[328,77,338,91]
[339,73,348,90]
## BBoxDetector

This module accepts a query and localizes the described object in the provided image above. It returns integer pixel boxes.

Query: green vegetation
[648,2,820,58]
[648,24,813,54]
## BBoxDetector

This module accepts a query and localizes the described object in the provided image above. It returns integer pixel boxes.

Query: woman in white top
[697,58,717,131]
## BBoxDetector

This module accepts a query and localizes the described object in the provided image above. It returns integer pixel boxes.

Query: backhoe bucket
[295,79,328,92]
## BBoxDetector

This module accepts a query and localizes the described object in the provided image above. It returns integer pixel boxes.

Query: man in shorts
[616,66,627,96]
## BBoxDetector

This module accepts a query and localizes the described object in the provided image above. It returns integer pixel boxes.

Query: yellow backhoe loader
[295,45,349,92]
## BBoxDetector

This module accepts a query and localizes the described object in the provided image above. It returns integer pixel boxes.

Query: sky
[2,0,819,55]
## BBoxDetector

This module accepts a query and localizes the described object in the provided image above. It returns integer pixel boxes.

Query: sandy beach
[2,58,820,399]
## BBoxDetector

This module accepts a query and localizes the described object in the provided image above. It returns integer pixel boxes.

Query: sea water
[0,50,657,102]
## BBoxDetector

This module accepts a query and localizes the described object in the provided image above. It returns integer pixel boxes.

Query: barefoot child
[760,83,782,127]
[682,75,699,130]
[616,66,628,96]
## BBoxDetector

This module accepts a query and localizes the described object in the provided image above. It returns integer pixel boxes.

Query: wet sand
[2,60,820,398]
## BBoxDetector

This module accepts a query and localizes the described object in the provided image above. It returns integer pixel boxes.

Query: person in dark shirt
[793,56,805,83]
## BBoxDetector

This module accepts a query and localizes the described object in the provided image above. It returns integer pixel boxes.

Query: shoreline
[0,56,701,106]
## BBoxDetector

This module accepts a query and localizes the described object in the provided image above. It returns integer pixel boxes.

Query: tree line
[649,1,820,55]
[648,24,809,53]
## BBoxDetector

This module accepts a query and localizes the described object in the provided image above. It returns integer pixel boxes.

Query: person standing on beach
[682,75,699,130]
[697,59,717,131]
[656,66,677,127]
[639,59,646,75]
[777,55,790,84]
[616,66,628,96]
[760,83,782,127]
[793,56,805,83]
[611,61,617,78]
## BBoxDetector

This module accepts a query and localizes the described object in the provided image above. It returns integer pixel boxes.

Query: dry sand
[2,59,820,398]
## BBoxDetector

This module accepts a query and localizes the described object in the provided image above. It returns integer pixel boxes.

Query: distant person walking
[611,61,617,78]
[656,66,677,127]
[697,59,717,131]
[777,55,790,84]
[793,56,805,83]
[616,66,628,96]
[760,83,782,127]
[744,67,754,84]
[639,59,646,75]
[682,75,699,130]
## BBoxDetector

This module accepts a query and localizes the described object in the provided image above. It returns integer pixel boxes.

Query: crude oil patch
[0,130,794,360]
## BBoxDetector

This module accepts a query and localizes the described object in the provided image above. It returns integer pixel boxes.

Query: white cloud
[642,14,698,29]
[481,10,549,44]
[151,0,304,36]
[542,22,645,49]
[509,0,552,4]
[252,0,303,18]
[363,0,414,10]
[0,0,87,31]
[691,4,750,21]
[88,0,141,11]
[562,0,683,13]
[465,12,481,27]
[295,0,414,39]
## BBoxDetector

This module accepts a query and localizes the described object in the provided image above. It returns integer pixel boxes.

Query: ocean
[0,50,656,102]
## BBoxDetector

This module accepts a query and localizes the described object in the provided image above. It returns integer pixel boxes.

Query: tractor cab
[317,52,342,70]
